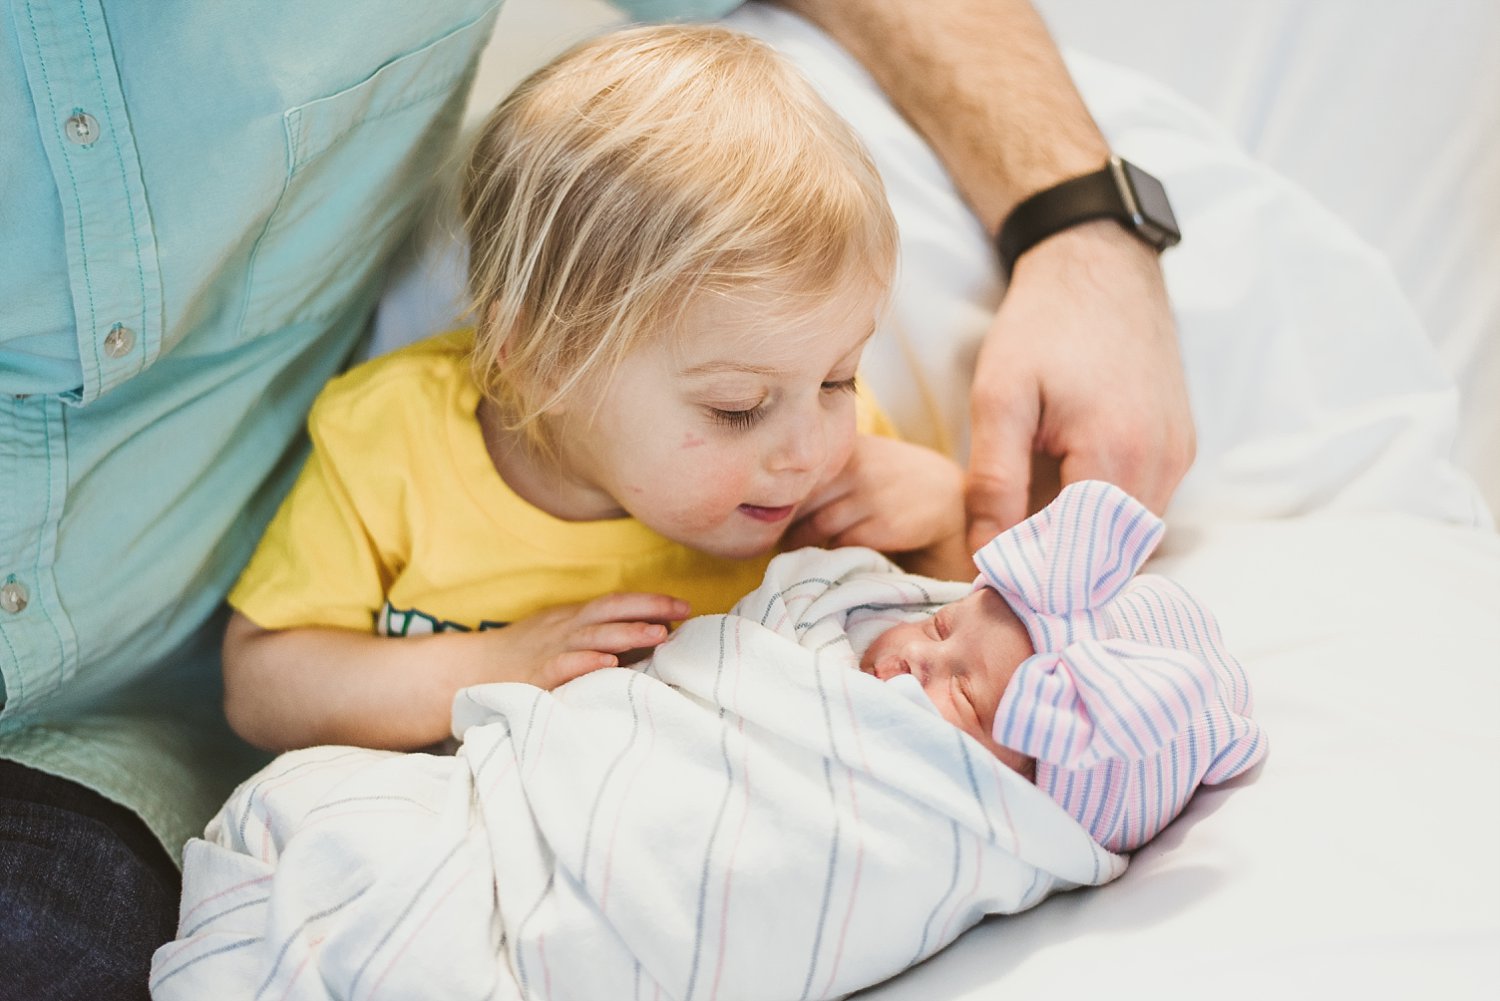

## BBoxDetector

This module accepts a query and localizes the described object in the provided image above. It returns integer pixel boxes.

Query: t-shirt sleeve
[228,393,397,632]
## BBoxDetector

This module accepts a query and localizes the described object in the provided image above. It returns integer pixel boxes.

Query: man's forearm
[772,0,1107,234]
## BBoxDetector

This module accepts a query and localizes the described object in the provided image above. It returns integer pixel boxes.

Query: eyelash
[710,406,765,430]
[823,376,858,396]
[708,377,857,431]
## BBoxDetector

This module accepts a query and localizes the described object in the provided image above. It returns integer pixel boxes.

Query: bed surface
[863,512,1500,998]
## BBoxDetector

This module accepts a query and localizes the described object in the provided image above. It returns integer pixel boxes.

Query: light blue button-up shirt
[0,0,737,861]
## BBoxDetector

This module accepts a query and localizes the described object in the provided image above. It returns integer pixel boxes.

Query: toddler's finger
[581,592,690,624]
[574,620,670,654]
[781,515,829,551]
[546,649,619,687]
[798,471,853,516]
[827,513,879,550]
[801,494,866,545]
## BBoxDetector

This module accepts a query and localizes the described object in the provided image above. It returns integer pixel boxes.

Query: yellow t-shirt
[230,329,893,634]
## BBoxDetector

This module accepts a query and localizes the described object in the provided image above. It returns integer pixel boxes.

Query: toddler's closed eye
[820,376,858,395]
[709,405,765,430]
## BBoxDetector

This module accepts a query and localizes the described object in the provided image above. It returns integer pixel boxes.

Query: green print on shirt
[377,603,508,636]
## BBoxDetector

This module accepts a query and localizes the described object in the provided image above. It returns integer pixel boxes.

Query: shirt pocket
[237,8,496,340]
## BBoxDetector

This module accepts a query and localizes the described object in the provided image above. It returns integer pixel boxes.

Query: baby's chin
[973,727,1036,779]
[939,699,1034,779]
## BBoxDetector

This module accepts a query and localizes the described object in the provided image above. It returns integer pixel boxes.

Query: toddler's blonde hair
[461,23,898,453]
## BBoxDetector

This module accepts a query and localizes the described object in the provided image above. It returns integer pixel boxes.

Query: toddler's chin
[664,528,780,563]
[702,537,779,561]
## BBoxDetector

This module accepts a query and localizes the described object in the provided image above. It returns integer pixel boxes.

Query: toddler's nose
[768,414,829,475]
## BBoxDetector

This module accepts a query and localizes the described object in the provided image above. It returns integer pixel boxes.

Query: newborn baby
[857,479,1266,853]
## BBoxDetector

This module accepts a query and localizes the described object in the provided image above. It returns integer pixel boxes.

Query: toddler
[221,25,967,752]
[856,480,1267,852]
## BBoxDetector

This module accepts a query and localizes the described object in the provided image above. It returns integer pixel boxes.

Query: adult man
[0,0,1190,995]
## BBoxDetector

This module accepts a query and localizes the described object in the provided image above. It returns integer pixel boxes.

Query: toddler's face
[552,278,884,560]
[860,587,1036,776]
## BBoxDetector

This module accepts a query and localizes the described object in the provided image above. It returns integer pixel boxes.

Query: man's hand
[965,221,1195,550]
[768,2,1196,548]
[786,434,971,579]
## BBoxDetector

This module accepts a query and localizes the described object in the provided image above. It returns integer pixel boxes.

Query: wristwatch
[995,155,1181,278]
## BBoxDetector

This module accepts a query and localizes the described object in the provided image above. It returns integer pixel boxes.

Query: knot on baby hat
[977,481,1267,853]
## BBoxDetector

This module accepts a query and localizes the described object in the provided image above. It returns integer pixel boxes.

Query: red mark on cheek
[680,433,706,449]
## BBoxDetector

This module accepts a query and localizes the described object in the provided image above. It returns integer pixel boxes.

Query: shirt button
[64,111,101,146]
[0,579,28,615]
[103,324,136,358]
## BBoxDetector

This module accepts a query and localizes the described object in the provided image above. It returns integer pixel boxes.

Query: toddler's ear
[482,304,511,363]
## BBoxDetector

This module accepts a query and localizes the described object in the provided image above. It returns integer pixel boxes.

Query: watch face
[1119,159,1181,248]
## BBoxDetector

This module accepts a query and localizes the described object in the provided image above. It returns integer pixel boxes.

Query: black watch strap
[996,156,1181,278]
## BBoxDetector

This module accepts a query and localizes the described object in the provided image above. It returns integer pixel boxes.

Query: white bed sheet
[366,2,1500,997]
[861,512,1500,999]
[713,11,1500,995]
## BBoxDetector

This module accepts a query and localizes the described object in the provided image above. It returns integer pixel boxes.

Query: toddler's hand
[785,435,967,576]
[484,593,689,690]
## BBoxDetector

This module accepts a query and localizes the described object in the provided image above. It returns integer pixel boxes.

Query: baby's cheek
[932,698,983,744]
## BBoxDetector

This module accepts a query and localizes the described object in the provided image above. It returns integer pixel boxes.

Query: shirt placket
[0,394,75,718]
[1,0,161,720]
[13,0,162,404]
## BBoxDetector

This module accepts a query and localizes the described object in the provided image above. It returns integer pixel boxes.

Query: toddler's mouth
[737,503,795,523]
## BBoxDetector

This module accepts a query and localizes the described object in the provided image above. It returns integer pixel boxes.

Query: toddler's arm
[786,434,971,580]
[222,592,688,751]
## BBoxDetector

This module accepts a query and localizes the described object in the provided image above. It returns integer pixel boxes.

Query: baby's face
[860,587,1035,776]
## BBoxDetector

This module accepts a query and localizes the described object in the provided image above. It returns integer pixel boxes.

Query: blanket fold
[152,546,1125,1001]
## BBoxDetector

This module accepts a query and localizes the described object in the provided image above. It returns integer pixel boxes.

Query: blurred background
[464,0,1500,513]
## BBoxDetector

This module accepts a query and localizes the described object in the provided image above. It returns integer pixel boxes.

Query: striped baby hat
[977,480,1267,853]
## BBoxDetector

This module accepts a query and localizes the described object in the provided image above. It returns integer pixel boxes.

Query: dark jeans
[0,759,181,1001]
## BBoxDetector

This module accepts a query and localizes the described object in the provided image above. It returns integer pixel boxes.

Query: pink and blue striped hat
[974,480,1267,853]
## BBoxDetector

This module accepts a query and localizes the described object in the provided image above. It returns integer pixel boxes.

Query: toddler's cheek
[659,474,748,529]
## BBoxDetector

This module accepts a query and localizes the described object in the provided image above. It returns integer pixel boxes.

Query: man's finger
[1056,434,1173,515]
[964,395,1036,550]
